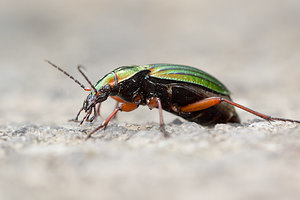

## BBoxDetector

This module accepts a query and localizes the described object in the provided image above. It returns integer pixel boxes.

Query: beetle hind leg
[179,97,300,124]
[219,98,300,123]
[146,97,169,137]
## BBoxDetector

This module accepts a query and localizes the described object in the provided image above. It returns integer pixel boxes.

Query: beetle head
[45,60,116,122]
[82,83,112,112]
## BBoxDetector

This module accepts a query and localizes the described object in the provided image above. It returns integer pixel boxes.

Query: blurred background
[1,1,300,200]
[1,0,300,123]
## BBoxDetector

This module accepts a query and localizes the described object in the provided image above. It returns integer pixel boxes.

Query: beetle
[45,60,300,138]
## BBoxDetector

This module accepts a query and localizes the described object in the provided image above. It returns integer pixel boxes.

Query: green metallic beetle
[46,61,300,138]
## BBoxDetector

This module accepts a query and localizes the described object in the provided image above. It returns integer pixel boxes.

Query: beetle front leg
[88,103,103,122]
[80,109,93,125]
[179,97,300,123]
[69,107,84,122]
[86,102,139,139]
[88,106,97,122]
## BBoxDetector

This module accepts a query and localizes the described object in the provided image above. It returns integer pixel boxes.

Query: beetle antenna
[77,65,97,93]
[45,59,92,91]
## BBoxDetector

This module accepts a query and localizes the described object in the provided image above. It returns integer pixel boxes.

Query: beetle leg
[88,103,102,122]
[180,97,222,112]
[86,110,91,121]
[86,102,139,139]
[91,97,121,122]
[86,107,121,139]
[70,106,84,122]
[146,97,169,137]
[111,101,120,120]
[80,109,92,125]
[180,97,300,123]
[96,103,101,116]
[88,106,98,122]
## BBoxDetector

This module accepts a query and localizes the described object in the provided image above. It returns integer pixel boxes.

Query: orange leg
[86,102,139,139]
[146,97,169,137]
[94,97,122,121]
[180,97,300,123]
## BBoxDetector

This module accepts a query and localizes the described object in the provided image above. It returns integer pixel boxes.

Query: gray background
[1,0,300,200]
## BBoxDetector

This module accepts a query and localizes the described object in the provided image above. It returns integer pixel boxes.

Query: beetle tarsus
[268,117,300,124]
[69,118,80,123]
[80,109,92,125]
[147,97,170,138]
[86,106,122,139]
[160,125,170,138]
[85,124,104,140]
[74,107,84,122]
[156,97,170,138]
[219,98,300,124]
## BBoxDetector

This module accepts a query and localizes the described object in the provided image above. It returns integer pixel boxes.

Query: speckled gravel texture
[1,1,300,200]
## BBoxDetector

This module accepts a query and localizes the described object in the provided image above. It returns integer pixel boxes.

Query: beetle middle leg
[146,97,169,137]
[179,97,300,124]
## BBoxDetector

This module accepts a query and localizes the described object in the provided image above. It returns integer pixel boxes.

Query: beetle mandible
[45,60,300,138]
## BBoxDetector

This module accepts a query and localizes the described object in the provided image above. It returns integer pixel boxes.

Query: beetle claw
[159,125,170,138]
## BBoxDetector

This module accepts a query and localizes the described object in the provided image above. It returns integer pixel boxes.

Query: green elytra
[94,64,230,96]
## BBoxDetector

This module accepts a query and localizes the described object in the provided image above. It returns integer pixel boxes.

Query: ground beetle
[46,60,300,138]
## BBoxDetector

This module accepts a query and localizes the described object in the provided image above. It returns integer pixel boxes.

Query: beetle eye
[102,84,112,92]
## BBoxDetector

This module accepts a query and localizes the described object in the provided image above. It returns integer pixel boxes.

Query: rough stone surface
[1,1,300,200]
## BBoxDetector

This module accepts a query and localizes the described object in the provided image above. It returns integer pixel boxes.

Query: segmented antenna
[45,59,91,91]
[77,65,97,93]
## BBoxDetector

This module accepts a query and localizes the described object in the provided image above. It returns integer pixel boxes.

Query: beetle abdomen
[142,76,240,126]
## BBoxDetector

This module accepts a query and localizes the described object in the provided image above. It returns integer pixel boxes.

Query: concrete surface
[1,0,300,200]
